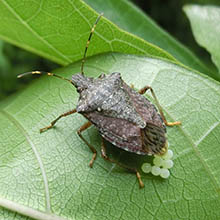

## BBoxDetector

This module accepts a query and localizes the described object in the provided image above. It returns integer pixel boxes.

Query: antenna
[80,13,103,75]
[17,71,73,84]
[17,13,104,80]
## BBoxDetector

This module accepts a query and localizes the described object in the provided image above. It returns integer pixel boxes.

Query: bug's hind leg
[139,86,181,126]
[101,138,144,188]
[77,121,97,168]
[40,109,77,133]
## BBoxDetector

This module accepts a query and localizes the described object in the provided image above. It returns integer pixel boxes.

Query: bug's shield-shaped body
[72,72,167,155]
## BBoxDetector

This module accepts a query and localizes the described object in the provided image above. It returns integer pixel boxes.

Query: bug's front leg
[77,122,97,168]
[101,138,144,188]
[40,109,77,133]
[139,86,181,126]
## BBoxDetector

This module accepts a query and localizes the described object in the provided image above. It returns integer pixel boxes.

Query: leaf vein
[2,0,71,64]
[0,110,51,213]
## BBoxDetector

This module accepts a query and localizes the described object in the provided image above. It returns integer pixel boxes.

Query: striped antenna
[17,71,73,84]
[17,14,104,80]
[81,13,103,75]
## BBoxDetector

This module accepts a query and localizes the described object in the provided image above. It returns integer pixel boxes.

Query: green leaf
[0,0,175,66]
[184,5,220,75]
[1,53,220,220]
[84,0,211,76]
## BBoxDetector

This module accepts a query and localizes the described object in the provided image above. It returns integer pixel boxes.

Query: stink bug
[18,13,181,188]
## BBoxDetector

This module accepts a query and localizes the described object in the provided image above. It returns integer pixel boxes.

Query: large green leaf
[1,53,220,220]
[184,5,220,75]
[84,0,211,76]
[0,0,175,66]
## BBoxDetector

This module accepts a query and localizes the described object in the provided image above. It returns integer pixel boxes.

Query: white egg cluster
[141,149,174,179]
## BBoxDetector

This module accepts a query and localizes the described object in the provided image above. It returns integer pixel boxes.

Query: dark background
[0,0,219,101]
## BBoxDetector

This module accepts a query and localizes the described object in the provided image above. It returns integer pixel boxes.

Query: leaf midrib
[0,197,67,220]
[0,109,51,213]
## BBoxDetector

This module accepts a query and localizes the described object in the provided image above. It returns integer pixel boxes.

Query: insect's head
[72,72,123,113]
[71,73,93,92]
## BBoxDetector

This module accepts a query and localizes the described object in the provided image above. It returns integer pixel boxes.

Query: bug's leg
[101,138,144,188]
[40,109,77,133]
[139,86,181,126]
[77,122,97,168]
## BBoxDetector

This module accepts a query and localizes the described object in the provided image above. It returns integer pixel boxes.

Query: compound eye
[77,87,83,93]
[98,73,105,78]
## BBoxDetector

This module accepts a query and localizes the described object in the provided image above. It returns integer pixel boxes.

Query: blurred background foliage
[0,0,219,101]
[0,42,59,100]
[132,0,220,71]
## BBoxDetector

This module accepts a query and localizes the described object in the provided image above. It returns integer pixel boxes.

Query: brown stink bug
[18,13,181,188]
